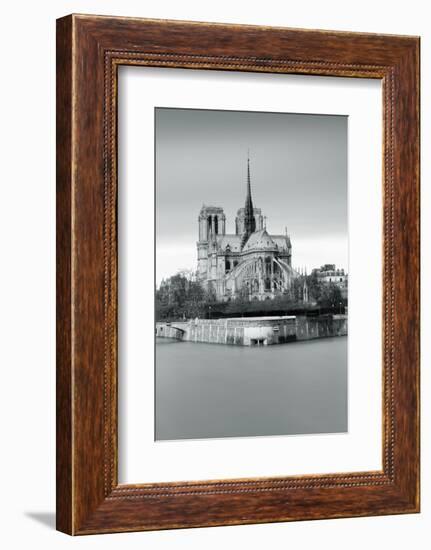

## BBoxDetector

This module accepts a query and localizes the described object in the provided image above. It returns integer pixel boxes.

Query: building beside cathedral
[312,264,348,299]
[196,156,299,301]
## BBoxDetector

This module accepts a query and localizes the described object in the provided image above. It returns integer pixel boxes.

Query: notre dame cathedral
[197,156,301,301]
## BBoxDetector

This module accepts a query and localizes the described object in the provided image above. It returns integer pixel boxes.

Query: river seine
[155,336,347,440]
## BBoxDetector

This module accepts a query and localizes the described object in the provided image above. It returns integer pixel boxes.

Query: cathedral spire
[246,151,252,207]
[241,151,256,249]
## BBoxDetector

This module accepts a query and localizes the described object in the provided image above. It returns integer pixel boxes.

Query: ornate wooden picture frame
[56,14,420,535]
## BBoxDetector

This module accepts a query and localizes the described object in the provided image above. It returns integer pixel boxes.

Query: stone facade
[197,156,299,301]
[312,264,348,299]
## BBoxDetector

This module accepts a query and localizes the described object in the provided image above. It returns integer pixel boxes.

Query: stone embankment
[156,314,347,346]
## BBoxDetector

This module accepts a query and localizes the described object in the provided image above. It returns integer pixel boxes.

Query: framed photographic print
[56,15,420,534]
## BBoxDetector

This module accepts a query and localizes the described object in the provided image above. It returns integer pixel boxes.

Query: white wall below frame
[0,1,429,549]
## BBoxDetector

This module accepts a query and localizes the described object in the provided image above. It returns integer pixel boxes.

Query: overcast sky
[155,107,347,284]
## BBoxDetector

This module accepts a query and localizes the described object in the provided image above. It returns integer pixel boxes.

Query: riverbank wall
[156,315,347,346]
[296,315,347,341]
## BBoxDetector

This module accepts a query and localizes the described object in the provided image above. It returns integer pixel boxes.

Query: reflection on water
[155,337,347,441]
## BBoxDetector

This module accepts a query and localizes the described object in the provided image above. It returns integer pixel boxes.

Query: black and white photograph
[0,1,424,546]
[155,107,349,441]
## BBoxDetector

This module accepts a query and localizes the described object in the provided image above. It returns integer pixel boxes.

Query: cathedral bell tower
[196,205,226,282]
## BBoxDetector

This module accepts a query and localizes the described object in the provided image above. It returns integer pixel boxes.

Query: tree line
[156,271,346,322]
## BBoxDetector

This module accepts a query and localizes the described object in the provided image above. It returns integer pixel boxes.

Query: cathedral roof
[217,234,242,252]
[272,235,292,251]
[215,232,291,254]
[242,229,278,252]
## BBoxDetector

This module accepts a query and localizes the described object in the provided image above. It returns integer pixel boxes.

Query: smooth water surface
[155,337,347,440]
